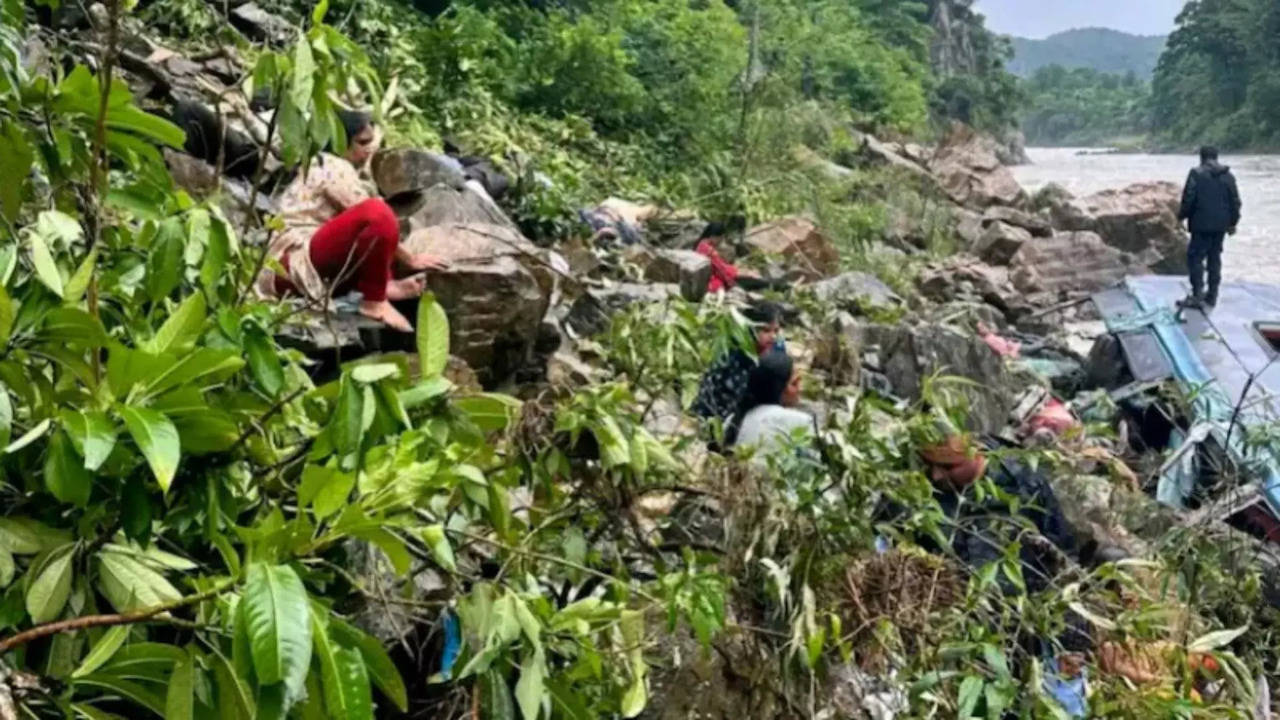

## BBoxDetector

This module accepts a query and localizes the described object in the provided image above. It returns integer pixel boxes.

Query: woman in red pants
[256,110,446,332]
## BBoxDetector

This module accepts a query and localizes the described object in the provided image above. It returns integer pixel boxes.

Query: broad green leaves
[328,619,408,713]
[416,293,450,378]
[165,651,195,720]
[97,549,182,612]
[241,563,313,706]
[29,226,65,297]
[45,430,92,506]
[119,406,180,493]
[27,545,74,623]
[72,626,130,679]
[144,293,206,354]
[245,324,284,396]
[313,614,373,720]
[0,119,33,222]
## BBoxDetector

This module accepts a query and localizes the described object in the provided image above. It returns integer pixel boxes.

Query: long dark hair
[337,109,372,147]
[725,350,793,447]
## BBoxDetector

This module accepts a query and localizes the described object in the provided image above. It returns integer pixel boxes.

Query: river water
[1011,147,1280,283]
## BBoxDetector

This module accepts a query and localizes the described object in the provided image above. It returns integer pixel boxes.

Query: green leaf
[185,208,210,267]
[329,619,408,712]
[165,651,195,720]
[347,527,411,576]
[108,106,186,148]
[245,324,284,396]
[63,410,117,471]
[0,548,13,588]
[330,375,365,455]
[957,675,983,718]
[6,417,51,454]
[41,307,109,347]
[399,376,453,410]
[29,230,65,297]
[72,626,131,679]
[65,247,98,304]
[0,382,11,450]
[96,550,182,613]
[241,563,313,699]
[314,469,355,521]
[74,676,166,717]
[27,546,74,623]
[45,430,92,506]
[121,476,154,543]
[119,406,180,492]
[73,704,129,720]
[421,525,456,572]
[454,393,522,432]
[0,120,33,223]
[200,216,232,293]
[145,219,183,302]
[0,516,70,555]
[311,0,329,25]
[351,363,399,384]
[416,293,450,378]
[1188,626,1249,653]
[483,668,516,720]
[211,651,256,720]
[291,35,316,111]
[620,675,646,718]
[144,292,206,354]
[0,284,15,347]
[314,615,374,720]
[516,650,545,720]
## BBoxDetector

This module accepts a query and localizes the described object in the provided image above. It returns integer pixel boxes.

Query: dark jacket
[1179,161,1242,234]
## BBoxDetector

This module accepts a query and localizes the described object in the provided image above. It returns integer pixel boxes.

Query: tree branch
[0,579,235,655]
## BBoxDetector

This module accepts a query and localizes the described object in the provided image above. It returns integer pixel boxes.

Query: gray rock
[404,223,553,387]
[565,283,680,338]
[372,149,467,198]
[391,182,517,236]
[975,221,1032,266]
[811,271,902,310]
[1047,181,1184,273]
[229,3,293,45]
[981,205,1052,238]
[644,249,711,302]
[162,149,276,230]
[744,217,841,280]
[1032,182,1074,213]
[862,321,1016,434]
[928,123,1029,210]
[1009,231,1136,296]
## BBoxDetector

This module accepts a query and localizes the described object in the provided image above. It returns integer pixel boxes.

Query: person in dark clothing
[1178,146,1242,308]
[691,303,785,441]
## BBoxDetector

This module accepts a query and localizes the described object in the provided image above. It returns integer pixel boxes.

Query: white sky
[973,0,1186,38]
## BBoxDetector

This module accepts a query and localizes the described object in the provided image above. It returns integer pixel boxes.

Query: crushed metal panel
[1117,329,1173,383]
[1091,287,1141,321]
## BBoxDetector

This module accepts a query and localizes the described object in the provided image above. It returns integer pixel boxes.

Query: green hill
[1008,27,1167,79]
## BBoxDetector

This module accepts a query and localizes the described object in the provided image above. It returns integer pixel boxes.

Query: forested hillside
[1150,0,1280,149]
[1007,28,1166,79]
[1019,66,1151,146]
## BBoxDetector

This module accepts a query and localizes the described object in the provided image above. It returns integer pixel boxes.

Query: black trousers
[1187,231,1225,300]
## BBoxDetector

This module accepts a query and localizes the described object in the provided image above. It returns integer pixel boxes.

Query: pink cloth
[980,329,1022,359]
[696,240,739,293]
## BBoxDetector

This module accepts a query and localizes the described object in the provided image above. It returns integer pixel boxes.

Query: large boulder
[928,123,1029,210]
[1009,231,1137,297]
[391,182,517,237]
[974,221,1032,265]
[861,321,1017,434]
[981,206,1052,238]
[565,283,681,338]
[372,148,467,198]
[996,128,1031,166]
[743,217,841,280]
[643,249,711,302]
[404,223,553,387]
[163,149,276,229]
[1048,181,1185,273]
[918,257,1032,322]
[811,271,902,310]
[229,3,293,45]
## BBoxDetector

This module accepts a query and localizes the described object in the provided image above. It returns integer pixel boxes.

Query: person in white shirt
[725,350,815,460]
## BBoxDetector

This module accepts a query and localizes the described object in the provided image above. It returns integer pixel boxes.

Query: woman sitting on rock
[725,350,816,460]
[256,110,448,332]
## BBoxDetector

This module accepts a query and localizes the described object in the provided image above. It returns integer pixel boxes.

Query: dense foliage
[1150,0,1280,150]
[1019,65,1151,147]
[1007,29,1167,80]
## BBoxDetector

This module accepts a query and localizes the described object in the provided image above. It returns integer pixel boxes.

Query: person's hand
[1228,226,1238,236]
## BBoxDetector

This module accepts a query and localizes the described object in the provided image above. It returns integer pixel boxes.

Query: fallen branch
[0,579,235,655]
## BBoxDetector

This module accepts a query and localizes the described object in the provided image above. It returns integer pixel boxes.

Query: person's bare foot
[404,253,450,271]
[386,274,427,301]
[359,300,413,333]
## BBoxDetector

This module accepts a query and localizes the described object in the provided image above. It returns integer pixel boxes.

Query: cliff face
[928,0,979,78]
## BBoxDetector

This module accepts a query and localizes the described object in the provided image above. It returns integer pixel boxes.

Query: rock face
[392,182,516,237]
[372,148,467,197]
[565,283,681,338]
[1048,181,1185,273]
[643,249,711,302]
[929,123,1028,210]
[1009,231,1136,296]
[743,217,840,280]
[163,149,276,229]
[996,128,1031,166]
[975,221,1032,265]
[862,321,1015,434]
[229,3,293,45]
[981,206,1052,238]
[811,271,902,310]
[404,223,553,387]
[918,257,1031,322]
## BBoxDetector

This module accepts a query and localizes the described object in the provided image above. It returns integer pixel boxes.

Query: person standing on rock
[256,110,449,331]
[1177,146,1242,309]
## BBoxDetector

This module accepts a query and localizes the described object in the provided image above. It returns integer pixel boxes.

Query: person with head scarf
[255,109,449,332]
[725,350,814,459]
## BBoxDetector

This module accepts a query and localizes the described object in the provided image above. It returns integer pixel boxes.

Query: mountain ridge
[1007,27,1167,79]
